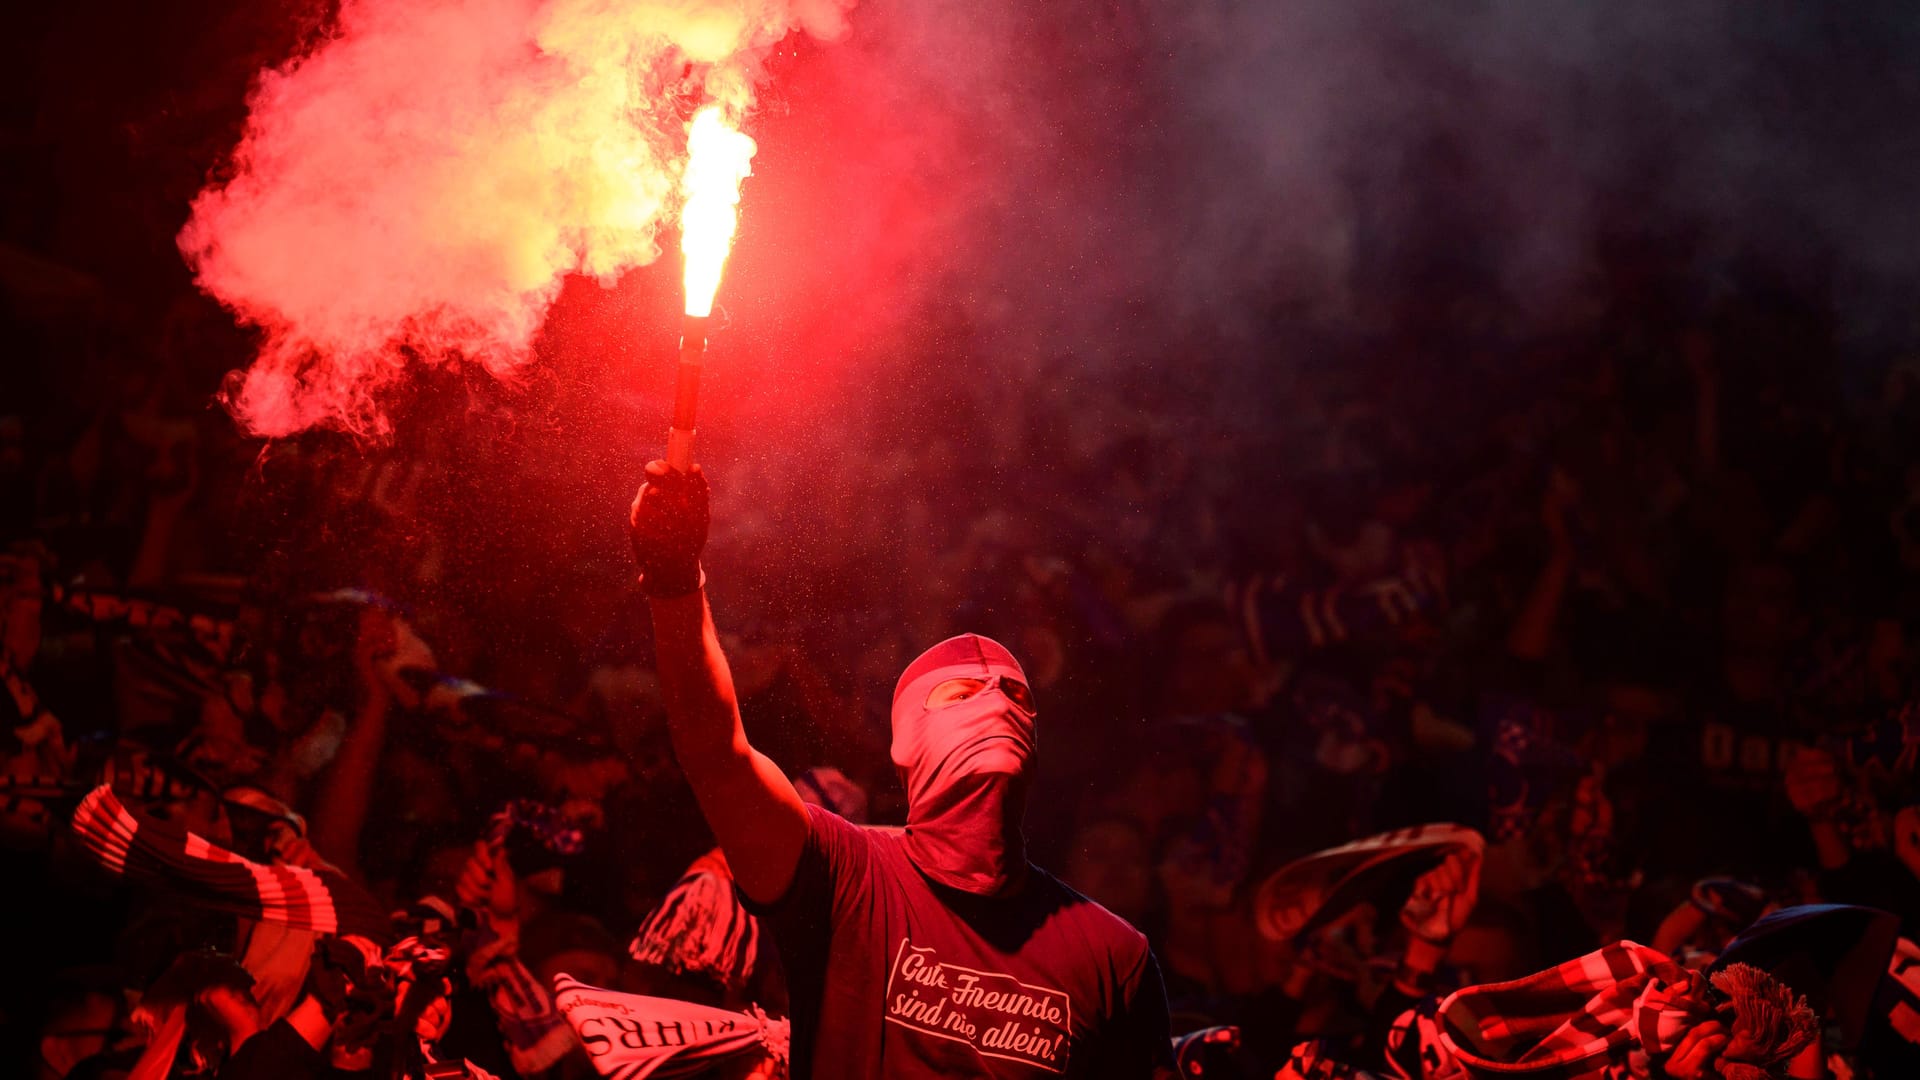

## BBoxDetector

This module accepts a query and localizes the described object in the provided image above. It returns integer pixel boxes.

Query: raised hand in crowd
[1394,845,1483,999]
[306,607,399,876]
[629,459,809,907]
[457,839,522,974]
[1401,846,1483,946]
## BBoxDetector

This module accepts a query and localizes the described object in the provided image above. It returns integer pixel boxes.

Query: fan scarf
[1435,941,1814,1080]
[1712,903,1898,1053]
[1386,996,1463,1080]
[52,585,238,708]
[1282,943,1817,1080]
[49,584,236,661]
[1255,823,1484,943]
[69,783,390,941]
[474,950,577,1076]
[1276,999,1461,1080]
[628,849,760,996]
[1229,542,1447,663]
[465,804,592,1073]
[552,974,788,1079]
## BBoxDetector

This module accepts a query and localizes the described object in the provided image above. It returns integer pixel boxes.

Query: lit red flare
[680,106,757,318]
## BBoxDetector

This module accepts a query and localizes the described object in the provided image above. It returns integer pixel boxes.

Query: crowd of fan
[9,259,1920,1079]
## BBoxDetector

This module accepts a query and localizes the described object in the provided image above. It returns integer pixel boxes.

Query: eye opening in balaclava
[925,674,1035,715]
[890,634,1036,897]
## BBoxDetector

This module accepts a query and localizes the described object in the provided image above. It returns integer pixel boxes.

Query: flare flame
[680,106,757,319]
[179,0,851,437]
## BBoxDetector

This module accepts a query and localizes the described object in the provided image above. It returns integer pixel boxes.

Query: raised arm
[629,461,808,904]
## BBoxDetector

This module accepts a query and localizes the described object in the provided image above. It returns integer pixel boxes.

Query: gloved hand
[629,460,709,598]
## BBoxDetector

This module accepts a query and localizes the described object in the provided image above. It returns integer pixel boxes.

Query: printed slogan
[883,939,1073,1073]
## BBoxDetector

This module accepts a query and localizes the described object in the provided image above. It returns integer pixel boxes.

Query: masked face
[889,634,1037,896]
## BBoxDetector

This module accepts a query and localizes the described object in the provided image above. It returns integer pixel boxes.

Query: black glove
[628,460,709,598]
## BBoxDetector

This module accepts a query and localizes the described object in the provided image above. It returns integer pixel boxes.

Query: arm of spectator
[631,462,807,907]
[649,592,809,906]
[1357,847,1483,1066]
[472,955,577,1077]
[126,1000,188,1080]
[1505,470,1578,662]
[306,609,394,878]
[454,840,578,1075]
[1396,846,1480,997]
[1362,841,1483,1066]
[220,994,337,1079]
[1663,1021,1731,1080]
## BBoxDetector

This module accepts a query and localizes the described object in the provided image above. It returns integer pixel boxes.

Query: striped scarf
[69,783,390,941]
[49,584,236,662]
[1386,995,1464,1080]
[1229,541,1447,663]
[1713,903,1898,1053]
[1276,999,1463,1080]
[1435,942,1815,1080]
[552,974,788,1079]
[628,849,760,996]
[52,585,238,709]
[472,949,578,1076]
[1255,824,1484,944]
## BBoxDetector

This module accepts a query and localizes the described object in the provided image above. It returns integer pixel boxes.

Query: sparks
[680,106,757,319]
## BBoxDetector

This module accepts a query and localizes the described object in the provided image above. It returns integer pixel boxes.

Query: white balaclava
[889,634,1037,896]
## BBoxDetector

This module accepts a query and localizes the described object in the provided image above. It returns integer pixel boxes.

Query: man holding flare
[626,461,1177,1078]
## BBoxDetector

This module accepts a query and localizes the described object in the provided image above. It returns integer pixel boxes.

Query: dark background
[9,1,1920,1075]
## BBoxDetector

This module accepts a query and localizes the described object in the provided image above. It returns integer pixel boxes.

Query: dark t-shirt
[747,804,1174,1079]
[221,1018,333,1080]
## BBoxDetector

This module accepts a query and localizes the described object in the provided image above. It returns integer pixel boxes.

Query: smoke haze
[180,0,854,436]
[179,0,1920,437]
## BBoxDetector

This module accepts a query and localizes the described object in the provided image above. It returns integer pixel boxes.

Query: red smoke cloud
[180,0,854,436]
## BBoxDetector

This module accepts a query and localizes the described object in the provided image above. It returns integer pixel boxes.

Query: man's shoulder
[803,802,899,851]
[1026,866,1152,958]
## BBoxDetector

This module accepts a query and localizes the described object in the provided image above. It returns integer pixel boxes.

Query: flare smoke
[179,0,852,437]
